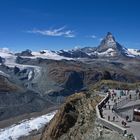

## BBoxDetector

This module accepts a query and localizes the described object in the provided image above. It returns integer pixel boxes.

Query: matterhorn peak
[105,32,116,44]
[97,32,118,53]
[107,32,113,36]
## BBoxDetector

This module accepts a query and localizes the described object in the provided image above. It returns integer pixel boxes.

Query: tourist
[99,130,103,137]
[112,108,114,112]
[107,101,110,105]
[124,121,127,127]
[111,95,114,101]
[121,120,124,126]
[108,115,110,121]
[129,94,132,100]
[121,120,127,127]
[126,115,129,122]
[108,104,111,110]
[114,99,116,103]
[113,116,115,121]
[136,89,139,94]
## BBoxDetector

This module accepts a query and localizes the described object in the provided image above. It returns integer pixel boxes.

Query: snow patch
[21,50,73,60]
[0,48,11,54]
[0,111,56,140]
[28,70,33,80]
[97,48,116,56]
[128,49,140,56]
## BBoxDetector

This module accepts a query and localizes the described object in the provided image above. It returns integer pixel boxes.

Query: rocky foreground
[39,92,133,140]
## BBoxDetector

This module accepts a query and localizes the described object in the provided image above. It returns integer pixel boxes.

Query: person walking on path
[108,104,111,110]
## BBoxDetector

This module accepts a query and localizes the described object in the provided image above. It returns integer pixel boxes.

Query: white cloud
[27,27,75,38]
[87,34,104,42]
[90,35,97,39]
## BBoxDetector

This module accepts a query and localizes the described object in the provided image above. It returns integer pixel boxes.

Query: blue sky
[0,0,140,51]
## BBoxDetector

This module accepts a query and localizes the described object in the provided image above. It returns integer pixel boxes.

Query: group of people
[107,115,116,122]
[121,120,127,127]
[121,115,130,127]
[106,90,132,127]
[103,89,140,128]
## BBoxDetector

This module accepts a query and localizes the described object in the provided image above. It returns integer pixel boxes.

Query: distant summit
[56,32,140,58]
[96,32,126,57]
[97,32,117,52]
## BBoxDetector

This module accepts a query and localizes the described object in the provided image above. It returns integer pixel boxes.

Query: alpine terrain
[0,32,139,140]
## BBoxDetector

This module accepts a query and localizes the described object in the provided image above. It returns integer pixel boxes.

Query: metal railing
[96,93,127,135]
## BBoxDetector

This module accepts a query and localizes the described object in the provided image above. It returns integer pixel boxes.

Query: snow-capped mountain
[96,32,125,57]
[97,32,118,52]
[0,32,139,62]
[15,49,72,60]
[56,32,140,58]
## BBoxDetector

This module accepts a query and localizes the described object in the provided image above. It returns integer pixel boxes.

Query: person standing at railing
[129,94,132,100]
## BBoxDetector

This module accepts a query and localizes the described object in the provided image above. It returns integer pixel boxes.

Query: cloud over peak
[27,26,75,38]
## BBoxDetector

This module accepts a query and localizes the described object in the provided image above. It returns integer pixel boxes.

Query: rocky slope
[0,75,22,92]
[40,92,133,140]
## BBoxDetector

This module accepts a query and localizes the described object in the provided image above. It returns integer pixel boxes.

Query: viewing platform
[102,90,140,140]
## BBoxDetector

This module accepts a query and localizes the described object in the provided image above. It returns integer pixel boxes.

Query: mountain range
[0,32,139,133]
[0,32,140,63]
[57,32,140,59]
